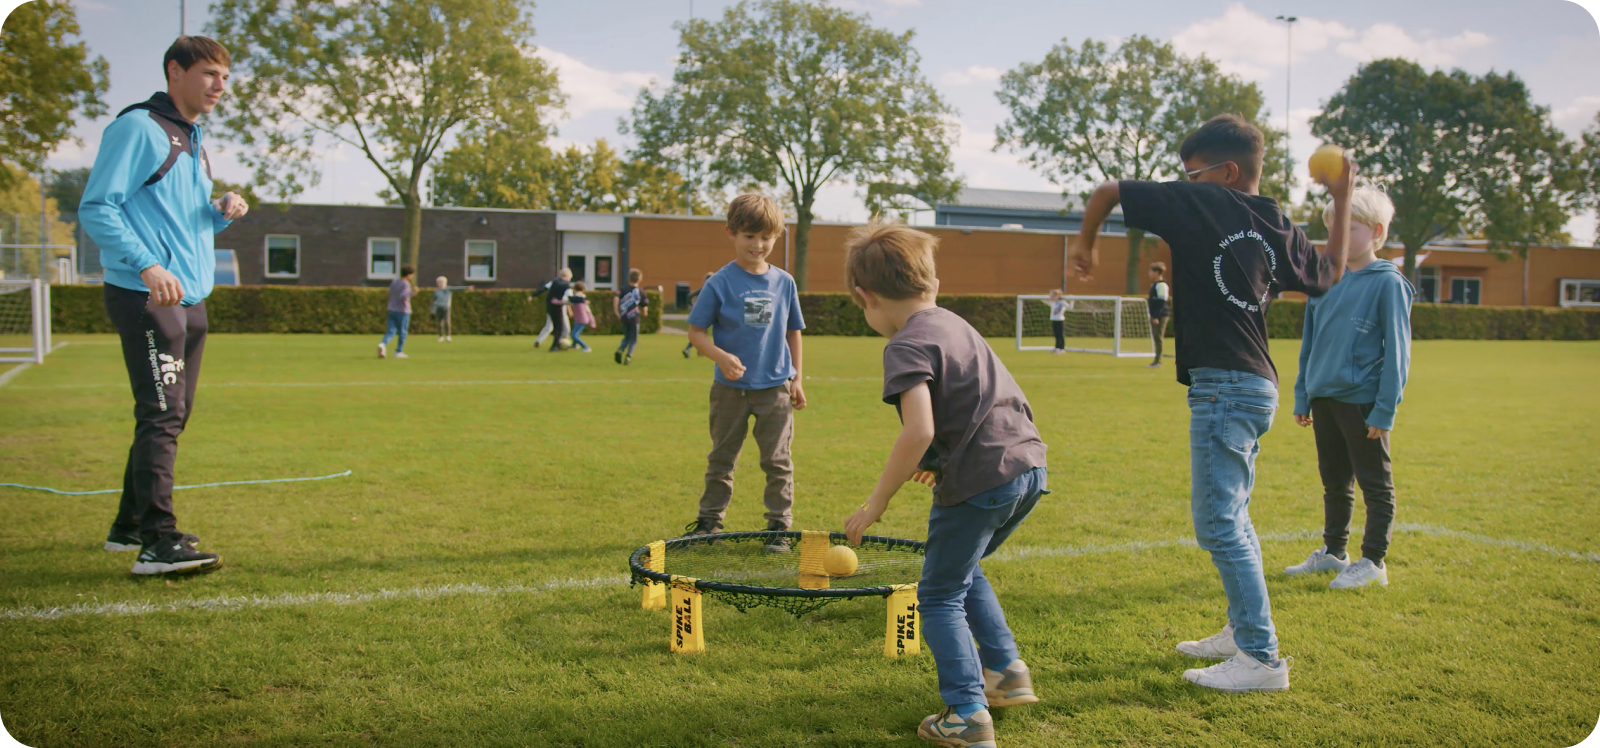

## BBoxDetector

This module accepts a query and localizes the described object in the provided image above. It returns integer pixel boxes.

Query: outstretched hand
[844,503,884,546]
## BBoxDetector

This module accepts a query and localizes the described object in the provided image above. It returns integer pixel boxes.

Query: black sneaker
[131,535,221,575]
[105,528,199,552]
[682,347,691,359]
[614,350,623,364]
[763,521,792,554]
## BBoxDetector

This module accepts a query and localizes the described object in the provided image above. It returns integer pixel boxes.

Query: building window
[1560,279,1600,307]
[465,240,496,281]
[214,249,238,286]
[368,237,400,279]
[1449,277,1481,305]
[1416,266,1439,303]
[265,235,300,278]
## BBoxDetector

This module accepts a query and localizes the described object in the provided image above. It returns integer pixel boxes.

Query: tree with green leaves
[207,0,563,269]
[432,136,715,214]
[0,1,108,191]
[624,0,959,289]
[1311,59,1581,278]
[46,166,91,217]
[995,35,1288,294]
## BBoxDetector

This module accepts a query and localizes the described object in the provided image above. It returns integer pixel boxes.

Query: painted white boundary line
[5,371,1140,391]
[1,523,1592,623]
[0,342,67,388]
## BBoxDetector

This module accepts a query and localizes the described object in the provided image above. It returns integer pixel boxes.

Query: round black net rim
[628,531,925,600]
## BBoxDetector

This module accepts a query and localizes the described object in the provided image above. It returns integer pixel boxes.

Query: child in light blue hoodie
[1286,186,1413,590]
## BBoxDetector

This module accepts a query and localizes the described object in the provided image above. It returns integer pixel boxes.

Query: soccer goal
[0,279,50,365]
[1015,295,1153,357]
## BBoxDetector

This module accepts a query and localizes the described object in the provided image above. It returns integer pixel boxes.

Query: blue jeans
[571,323,590,351]
[1187,367,1279,662]
[382,311,410,352]
[618,319,639,355]
[921,466,1047,706]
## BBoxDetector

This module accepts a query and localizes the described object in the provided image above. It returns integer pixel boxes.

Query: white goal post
[1015,295,1154,358]
[0,279,50,365]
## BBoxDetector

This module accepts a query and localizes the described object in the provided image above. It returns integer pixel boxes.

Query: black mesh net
[629,531,925,617]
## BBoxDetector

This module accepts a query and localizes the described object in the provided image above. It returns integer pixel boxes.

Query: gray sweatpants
[697,381,795,529]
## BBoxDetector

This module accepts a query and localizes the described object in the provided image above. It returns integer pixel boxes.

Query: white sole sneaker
[104,541,141,552]
[1177,623,1238,659]
[131,558,220,575]
[1183,651,1290,693]
[1285,546,1350,576]
[1329,558,1388,589]
[377,343,386,359]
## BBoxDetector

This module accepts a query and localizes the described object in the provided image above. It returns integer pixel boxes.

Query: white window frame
[1449,276,1481,305]
[264,234,300,279]
[1415,266,1440,303]
[464,239,497,282]
[1559,278,1600,308]
[367,237,401,280]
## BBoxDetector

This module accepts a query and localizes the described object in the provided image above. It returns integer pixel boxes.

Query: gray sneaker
[983,659,1039,707]
[762,522,791,554]
[917,706,996,748]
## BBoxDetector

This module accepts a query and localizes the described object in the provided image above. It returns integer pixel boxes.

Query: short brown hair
[1149,262,1166,276]
[843,218,938,305]
[1179,114,1263,181]
[726,194,783,236]
[628,268,643,284]
[574,281,586,291]
[164,36,231,79]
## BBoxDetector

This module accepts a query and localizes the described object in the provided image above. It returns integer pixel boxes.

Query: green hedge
[51,285,661,336]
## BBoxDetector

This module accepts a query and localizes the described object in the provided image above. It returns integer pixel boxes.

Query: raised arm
[1070,181,1121,280]
[1317,154,1358,284]
[845,382,934,545]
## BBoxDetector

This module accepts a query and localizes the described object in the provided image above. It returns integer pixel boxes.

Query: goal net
[0,279,49,364]
[1016,295,1153,357]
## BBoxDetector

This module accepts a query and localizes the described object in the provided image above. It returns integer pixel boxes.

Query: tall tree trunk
[1402,243,1419,284]
[793,189,815,291]
[402,189,423,271]
[1124,228,1146,296]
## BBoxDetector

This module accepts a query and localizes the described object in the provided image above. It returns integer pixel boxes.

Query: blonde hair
[843,218,938,305]
[726,193,784,236]
[558,267,573,280]
[1324,185,1395,253]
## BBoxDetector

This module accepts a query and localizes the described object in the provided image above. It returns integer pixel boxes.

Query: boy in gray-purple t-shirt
[379,265,415,359]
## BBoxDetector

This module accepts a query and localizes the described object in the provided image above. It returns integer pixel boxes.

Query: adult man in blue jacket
[80,36,248,575]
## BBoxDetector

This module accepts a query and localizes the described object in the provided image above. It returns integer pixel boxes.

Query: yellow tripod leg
[884,584,921,658]
[670,576,704,654]
[641,540,666,610]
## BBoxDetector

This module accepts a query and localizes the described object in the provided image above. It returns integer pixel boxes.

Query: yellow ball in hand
[824,544,859,577]
[1308,144,1345,184]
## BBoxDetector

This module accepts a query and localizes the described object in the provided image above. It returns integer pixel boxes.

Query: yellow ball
[824,544,859,577]
[1308,144,1345,184]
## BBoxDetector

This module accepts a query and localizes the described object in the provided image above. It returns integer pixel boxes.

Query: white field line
[5,371,1140,391]
[0,342,68,388]
[2,524,1593,623]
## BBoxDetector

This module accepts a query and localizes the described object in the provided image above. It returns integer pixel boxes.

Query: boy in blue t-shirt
[684,194,806,551]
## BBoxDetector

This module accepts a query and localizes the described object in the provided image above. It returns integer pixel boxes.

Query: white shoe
[1329,558,1388,589]
[446,336,452,342]
[1285,546,1350,576]
[1183,651,1290,693]
[394,352,408,359]
[438,336,445,342]
[1176,622,1238,659]
[377,342,386,359]
[983,659,1039,707]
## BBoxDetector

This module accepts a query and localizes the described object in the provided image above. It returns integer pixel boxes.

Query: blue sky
[27,0,1600,242]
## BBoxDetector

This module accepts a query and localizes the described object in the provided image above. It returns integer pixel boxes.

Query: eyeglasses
[1183,162,1232,181]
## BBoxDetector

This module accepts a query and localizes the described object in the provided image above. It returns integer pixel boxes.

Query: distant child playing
[432,276,469,342]
[1147,262,1170,367]
[842,220,1047,748]
[1286,186,1412,590]
[614,270,648,364]
[545,267,573,352]
[683,270,716,358]
[379,265,415,359]
[568,281,596,353]
[1071,114,1357,693]
[685,194,806,551]
[1048,289,1067,354]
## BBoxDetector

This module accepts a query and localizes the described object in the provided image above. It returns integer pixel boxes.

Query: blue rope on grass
[0,470,353,496]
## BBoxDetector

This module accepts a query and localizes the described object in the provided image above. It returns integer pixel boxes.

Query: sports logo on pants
[144,330,183,412]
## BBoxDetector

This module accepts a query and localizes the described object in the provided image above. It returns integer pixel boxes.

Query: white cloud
[940,65,1002,87]
[1171,4,1354,79]
[1334,24,1492,68]
[1552,95,1600,135]
[532,47,656,121]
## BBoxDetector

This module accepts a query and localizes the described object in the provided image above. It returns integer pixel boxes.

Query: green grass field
[1,332,1597,747]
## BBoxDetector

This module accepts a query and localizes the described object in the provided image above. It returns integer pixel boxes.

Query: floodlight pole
[1275,15,1297,195]
[180,0,186,35]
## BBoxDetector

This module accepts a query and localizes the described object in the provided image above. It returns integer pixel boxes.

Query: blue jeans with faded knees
[920,466,1047,706]
[382,311,410,353]
[571,322,590,351]
[1187,367,1279,663]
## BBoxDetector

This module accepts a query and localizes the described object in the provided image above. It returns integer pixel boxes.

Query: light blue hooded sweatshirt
[1293,258,1414,431]
[80,92,232,305]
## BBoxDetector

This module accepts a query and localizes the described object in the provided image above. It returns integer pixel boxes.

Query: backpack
[619,287,644,322]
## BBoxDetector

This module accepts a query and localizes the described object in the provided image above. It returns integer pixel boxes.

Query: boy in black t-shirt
[1070,114,1357,693]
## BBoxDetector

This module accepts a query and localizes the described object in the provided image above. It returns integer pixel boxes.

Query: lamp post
[180,0,186,35]
[1275,15,1297,196]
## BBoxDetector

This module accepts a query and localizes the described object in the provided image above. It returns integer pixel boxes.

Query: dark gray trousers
[105,283,207,545]
[1311,398,1395,562]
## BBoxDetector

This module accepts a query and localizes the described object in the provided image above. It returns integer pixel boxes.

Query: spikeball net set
[628,530,927,656]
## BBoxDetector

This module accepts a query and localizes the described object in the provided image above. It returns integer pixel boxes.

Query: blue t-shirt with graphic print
[687,261,805,390]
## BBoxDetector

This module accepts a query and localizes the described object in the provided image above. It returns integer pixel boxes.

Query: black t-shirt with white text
[1119,180,1335,386]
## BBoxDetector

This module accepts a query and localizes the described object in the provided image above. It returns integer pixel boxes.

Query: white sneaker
[446,336,452,342]
[1184,651,1290,693]
[437,336,445,342]
[1329,558,1388,589]
[377,342,386,359]
[983,659,1039,707]
[395,352,408,359]
[1284,546,1350,576]
[1176,622,1238,659]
